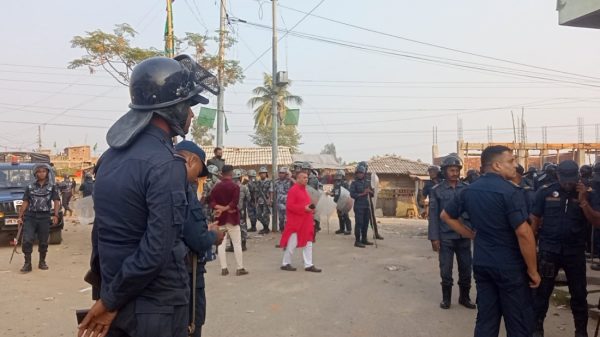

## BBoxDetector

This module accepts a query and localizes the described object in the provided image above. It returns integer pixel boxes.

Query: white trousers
[217,223,244,270]
[282,233,313,268]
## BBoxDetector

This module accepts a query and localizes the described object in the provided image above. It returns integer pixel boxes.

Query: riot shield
[336,187,354,213]
[370,172,380,209]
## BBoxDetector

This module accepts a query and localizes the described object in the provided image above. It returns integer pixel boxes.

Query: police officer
[513,164,536,213]
[531,160,598,337]
[202,165,220,221]
[523,166,538,189]
[332,170,352,235]
[231,168,250,251]
[17,163,61,273]
[463,169,480,185]
[423,165,442,200]
[58,174,73,216]
[350,165,374,248]
[79,172,95,198]
[357,161,384,240]
[273,167,294,231]
[428,155,475,309]
[536,162,558,190]
[175,140,225,337]
[441,145,540,337]
[246,169,258,232]
[580,164,593,186]
[256,166,272,234]
[78,55,219,337]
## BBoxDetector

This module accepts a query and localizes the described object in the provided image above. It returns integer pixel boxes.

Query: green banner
[197,107,217,127]
[284,108,300,126]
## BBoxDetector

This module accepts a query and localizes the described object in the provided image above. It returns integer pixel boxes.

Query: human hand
[528,270,541,288]
[77,299,118,337]
[213,228,226,246]
[17,217,23,225]
[577,182,589,204]
[431,240,440,252]
[51,216,59,225]
[207,221,219,232]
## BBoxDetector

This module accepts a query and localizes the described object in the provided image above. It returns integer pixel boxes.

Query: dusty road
[0,217,591,337]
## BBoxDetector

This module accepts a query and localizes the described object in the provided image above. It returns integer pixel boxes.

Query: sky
[1,0,600,163]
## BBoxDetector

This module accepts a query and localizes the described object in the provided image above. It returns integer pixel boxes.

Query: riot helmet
[106,55,219,149]
[207,165,219,176]
[259,166,268,174]
[580,164,593,179]
[248,169,257,177]
[233,169,242,179]
[440,156,463,170]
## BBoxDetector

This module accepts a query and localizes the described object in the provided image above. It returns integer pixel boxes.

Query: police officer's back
[78,55,219,337]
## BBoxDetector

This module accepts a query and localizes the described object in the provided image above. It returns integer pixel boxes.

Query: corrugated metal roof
[203,146,293,167]
[346,155,430,175]
[291,154,345,169]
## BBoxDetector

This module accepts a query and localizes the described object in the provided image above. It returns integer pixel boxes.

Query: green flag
[225,115,229,133]
[284,109,300,126]
[197,107,217,127]
[93,143,98,152]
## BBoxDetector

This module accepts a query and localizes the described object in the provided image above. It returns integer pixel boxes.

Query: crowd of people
[427,148,600,337]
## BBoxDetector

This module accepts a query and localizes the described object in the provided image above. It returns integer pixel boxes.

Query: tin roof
[291,154,345,169]
[203,146,293,167]
[346,155,430,175]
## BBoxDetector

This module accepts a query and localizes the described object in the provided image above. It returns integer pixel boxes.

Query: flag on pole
[197,107,217,127]
[283,108,300,126]
[225,115,229,133]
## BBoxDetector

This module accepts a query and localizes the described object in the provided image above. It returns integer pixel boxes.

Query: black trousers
[106,300,188,337]
[337,210,351,232]
[354,207,370,242]
[533,250,588,333]
[188,272,206,337]
[61,192,72,211]
[22,213,50,254]
[439,238,472,288]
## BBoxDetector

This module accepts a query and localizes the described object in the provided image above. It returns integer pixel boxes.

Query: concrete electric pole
[216,0,227,147]
[271,0,279,232]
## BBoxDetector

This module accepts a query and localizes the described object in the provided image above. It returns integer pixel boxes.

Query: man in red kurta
[279,172,322,272]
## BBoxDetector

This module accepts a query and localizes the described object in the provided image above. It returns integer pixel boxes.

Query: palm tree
[247,73,303,128]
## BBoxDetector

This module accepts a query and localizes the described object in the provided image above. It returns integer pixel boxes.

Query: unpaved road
[0,217,589,337]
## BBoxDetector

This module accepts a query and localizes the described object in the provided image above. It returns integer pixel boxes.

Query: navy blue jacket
[444,173,529,270]
[350,177,373,210]
[428,180,470,241]
[532,183,588,254]
[92,125,189,311]
[183,183,216,280]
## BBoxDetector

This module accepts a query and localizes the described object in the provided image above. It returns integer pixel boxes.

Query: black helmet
[129,55,219,110]
[301,162,312,170]
[106,55,219,150]
[466,169,478,177]
[580,164,593,178]
[428,165,440,173]
[441,156,463,170]
[516,164,525,176]
[357,161,368,171]
[355,165,367,174]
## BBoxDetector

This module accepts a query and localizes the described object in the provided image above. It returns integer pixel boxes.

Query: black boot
[531,319,544,337]
[335,229,344,234]
[458,286,476,309]
[20,254,32,273]
[248,224,257,232]
[440,286,451,309]
[242,240,247,252]
[38,252,49,270]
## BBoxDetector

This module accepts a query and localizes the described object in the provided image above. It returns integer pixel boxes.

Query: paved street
[0,217,594,337]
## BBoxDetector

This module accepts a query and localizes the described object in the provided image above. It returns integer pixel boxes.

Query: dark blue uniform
[350,177,372,243]
[518,180,536,213]
[79,176,94,197]
[333,180,351,233]
[428,181,472,291]
[183,183,217,337]
[444,173,533,337]
[22,181,60,255]
[92,125,190,337]
[531,183,589,336]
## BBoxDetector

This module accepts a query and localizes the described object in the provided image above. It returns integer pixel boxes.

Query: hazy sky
[1,0,599,163]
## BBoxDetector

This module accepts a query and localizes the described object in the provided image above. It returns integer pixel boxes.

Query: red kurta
[279,184,315,248]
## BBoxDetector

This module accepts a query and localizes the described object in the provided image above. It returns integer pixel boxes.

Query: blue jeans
[473,265,534,337]
[439,238,472,288]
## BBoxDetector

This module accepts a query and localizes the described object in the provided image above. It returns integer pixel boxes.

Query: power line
[236,20,600,88]
[242,0,326,71]
[276,3,600,82]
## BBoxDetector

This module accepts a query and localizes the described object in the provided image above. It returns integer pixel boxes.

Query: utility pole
[37,125,42,151]
[216,0,227,147]
[271,0,279,232]
[165,0,175,57]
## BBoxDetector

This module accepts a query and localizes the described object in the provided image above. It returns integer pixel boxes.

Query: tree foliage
[250,124,302,154]
[190,120,215,146]
[68,23,161,86]
[247,73,303,128]
[320,143,343,164]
